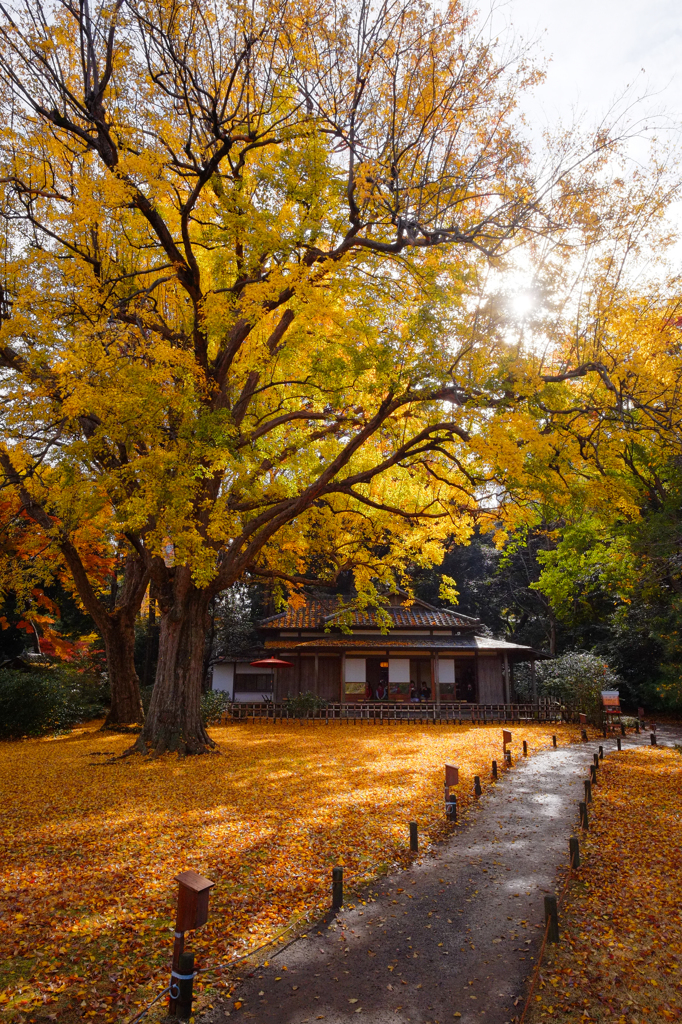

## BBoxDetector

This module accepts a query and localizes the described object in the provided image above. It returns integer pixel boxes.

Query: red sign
[445,763,459,787]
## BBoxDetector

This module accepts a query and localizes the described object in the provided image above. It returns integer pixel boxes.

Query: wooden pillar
[296,653,301,696]
[474,651,480,703]
[531,658,537,708]
[341,652,346,705]
[314,653,319,696]
[503,652,510,704]
[433,651,441,707]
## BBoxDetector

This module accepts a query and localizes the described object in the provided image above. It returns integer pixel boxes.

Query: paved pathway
[199,725,681,1024]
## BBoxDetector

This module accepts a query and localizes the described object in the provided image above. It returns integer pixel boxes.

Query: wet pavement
[198,724,681,1024]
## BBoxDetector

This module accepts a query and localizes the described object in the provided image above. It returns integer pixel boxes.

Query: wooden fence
[220,700,565,725]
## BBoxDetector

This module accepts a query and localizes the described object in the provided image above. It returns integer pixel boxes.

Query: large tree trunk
[134,576,215,755]
[101,613,144,728]
[95,555,147,730]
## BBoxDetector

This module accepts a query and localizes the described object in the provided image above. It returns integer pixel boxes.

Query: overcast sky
[499,0,681,133]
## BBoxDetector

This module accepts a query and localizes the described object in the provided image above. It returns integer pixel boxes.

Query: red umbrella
[250,656,293,667]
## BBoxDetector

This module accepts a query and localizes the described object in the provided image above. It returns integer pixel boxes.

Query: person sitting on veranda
[375,681,386,700]
[420,682,431,702]
[409,681,419,702]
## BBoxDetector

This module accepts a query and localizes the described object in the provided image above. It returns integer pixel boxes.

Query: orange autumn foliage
[0,721,579,1021]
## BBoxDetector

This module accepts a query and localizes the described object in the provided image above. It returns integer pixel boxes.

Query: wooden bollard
[590,763,597,785]
[170,870,215,1017]
[409,822,418,853]
[635,721,640,734]
[492,760,498,779]
[474,775,482,797]
[523,740,528,757]
[584,779,592,804]
[502,729,512,762]
[617,737,621,751]
[175,951,195,1020]
[598,745,604,760]
[593,753,599,767]
[581,729,588,742]
[505,749,512,766]
[569,835,580,869]
[651,733,657,746]
[603,725,607,738]
[332,866,343,909]
[445,763,459,822]
[544,895,559,943]
[579,801,589,830]
[620,722,626,737]
[552,735,557,748]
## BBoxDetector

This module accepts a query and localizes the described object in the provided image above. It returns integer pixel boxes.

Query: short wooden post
[445,785,457,821]
[492,760,498,779]
[569,835,580,869]
[579,801,589,829]
[635,721,640,734]
[505,749,512,766]
[474,775,482,797]
[581,729,588,742]
[544,895,559,943]
[590,764,597,785]
[552,735,557,748]
[175,951,195,1020]
[598,745,603,760]
[651,732,657,746]
[617,737,621,751]
[620,722,626,737]
[409,822,418,853]
[332,866,343,909]
[593,753,599,767]
[523,740,528,757]
[584,779,592,804]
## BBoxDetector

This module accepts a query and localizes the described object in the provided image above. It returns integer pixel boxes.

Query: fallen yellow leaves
[530,746,682,1023]
[0,720,575,1021]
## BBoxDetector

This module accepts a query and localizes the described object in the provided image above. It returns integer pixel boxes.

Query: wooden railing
[220,700,564,724]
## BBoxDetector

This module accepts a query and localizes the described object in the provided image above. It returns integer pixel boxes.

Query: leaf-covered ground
[529,745,682,1023]
[0,720,577,1022]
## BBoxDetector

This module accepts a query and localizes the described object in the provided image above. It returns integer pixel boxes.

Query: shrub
[514,651,622,717]
[201,690,232,724]
[0,667,107,739]
[283,691,328,717]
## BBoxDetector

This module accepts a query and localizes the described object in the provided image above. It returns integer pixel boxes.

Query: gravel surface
[197,724,681,1024]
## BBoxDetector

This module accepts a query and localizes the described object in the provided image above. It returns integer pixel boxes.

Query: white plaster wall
[344,657,366,683]
[388,658,410,683]
[439,659,455,684]
[212,662,234,696]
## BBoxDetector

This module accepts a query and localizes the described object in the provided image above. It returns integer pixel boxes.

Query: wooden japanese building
[211,593,542,704]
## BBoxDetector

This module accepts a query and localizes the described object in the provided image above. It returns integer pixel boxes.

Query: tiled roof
[259,598,340,630]
[260,597,478,631]
[264,635,546,657]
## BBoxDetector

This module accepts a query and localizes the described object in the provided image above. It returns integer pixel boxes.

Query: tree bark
[134,573,215,755]
[101,612,144,729]
[142,581,158,688]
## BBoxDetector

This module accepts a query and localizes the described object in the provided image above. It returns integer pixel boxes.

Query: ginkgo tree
[0,0,630,752]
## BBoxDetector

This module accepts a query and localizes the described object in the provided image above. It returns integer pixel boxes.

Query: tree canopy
[0,0,671,748]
